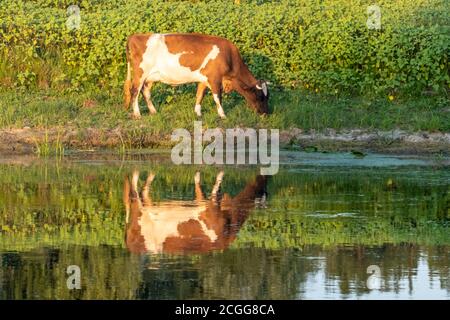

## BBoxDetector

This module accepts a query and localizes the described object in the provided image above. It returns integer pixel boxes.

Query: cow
[123,33,269,119]
[123,171,267,254]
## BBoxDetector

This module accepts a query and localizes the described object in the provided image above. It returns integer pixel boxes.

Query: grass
[0,86,449,150]
[33,129,65,157]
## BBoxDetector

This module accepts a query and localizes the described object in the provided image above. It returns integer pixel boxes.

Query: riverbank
[0,88,448,155]
[1,126,450,156]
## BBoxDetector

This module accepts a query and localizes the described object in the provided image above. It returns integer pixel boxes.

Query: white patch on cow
[139,34,220,85]
[199,45,220,69]
[138,202,218,253]
[211,171,224,195]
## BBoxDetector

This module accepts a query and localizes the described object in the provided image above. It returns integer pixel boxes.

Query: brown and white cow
[123,171,267,254]
[123,33,269,119]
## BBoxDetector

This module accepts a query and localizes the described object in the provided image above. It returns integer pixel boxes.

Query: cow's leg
[131,170,143,208]
[142,80,157,115]
[142,172,155,206]
[124,176,131,224]
[209,81,226,119]
[211,170,224,203]
[195,82,208,117]
[130,78,144,119]
[194,171,205,203]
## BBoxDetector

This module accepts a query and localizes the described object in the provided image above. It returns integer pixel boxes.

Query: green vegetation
[0,0,449,147]
[0,0,448,94]
[1,1,449,298]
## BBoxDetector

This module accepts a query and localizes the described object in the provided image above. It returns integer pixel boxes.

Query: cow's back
[129,33,237,85]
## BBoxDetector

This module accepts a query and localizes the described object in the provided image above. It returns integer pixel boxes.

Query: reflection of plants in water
[0,246,141,299]
[0,161,449,299]
[0,163,260,251]
[0,163,449,253]
[1,245,448,299]
[237,169,450,247]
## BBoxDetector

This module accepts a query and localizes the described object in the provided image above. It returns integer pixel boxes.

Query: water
[0,152,449,300]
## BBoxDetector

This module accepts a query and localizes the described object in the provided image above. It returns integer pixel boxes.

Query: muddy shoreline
[1,127,449,156]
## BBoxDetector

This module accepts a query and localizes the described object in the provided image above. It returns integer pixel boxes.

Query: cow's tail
[123,41,132,109]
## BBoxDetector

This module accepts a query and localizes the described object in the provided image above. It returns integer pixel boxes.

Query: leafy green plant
[0,0,448,96]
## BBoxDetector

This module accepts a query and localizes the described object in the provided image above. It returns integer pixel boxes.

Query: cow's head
[251,80,269,115]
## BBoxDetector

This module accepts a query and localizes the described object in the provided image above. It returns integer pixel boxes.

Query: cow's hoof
[219,114,227,119]
[195,104,202,117]
[131,113,141,120]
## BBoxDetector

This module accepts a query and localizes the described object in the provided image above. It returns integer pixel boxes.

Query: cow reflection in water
[124,171,267,254]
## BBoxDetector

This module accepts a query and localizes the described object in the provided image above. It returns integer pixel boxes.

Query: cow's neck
[237,63,258,88]
[232,64,258,105]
